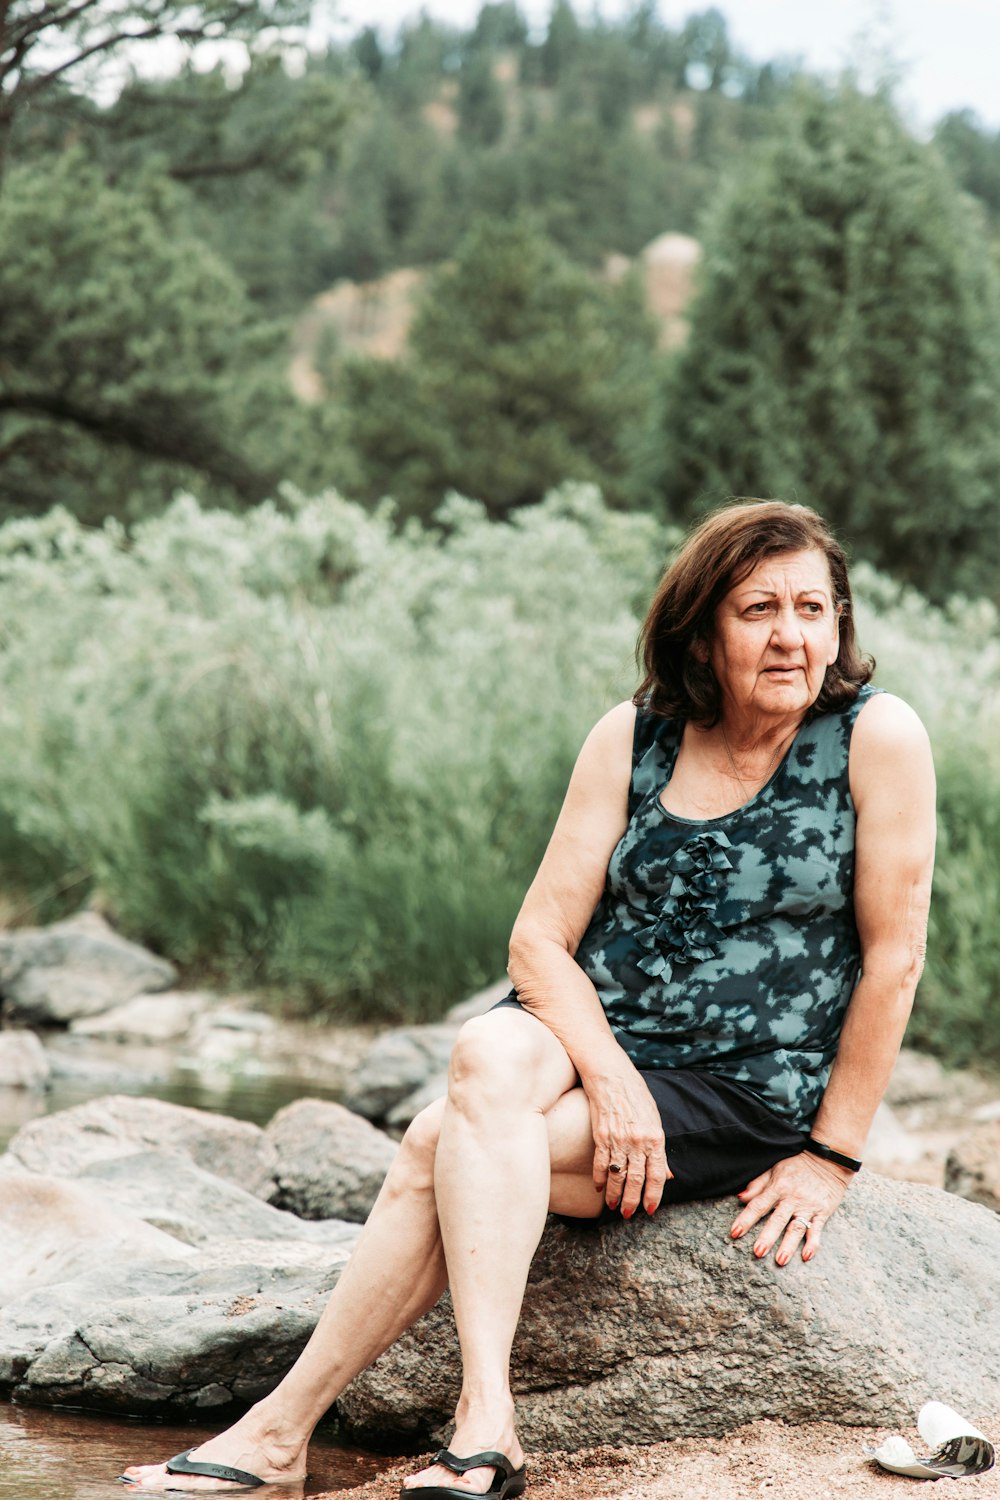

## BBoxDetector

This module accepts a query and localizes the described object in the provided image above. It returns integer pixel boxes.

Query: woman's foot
[119,1410,308,1492]
[401,1407,525,1495]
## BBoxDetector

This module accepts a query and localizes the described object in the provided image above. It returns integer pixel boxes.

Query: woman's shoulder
[848,691,936,822]
[848,689,932,764]
[573,700,637,778]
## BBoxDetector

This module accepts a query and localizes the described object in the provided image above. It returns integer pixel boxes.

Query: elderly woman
[122,501,935,1500]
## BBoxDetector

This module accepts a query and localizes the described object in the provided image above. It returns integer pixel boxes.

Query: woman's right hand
[585,1066,672,1217]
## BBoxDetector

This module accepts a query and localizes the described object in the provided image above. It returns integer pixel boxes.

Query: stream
[0,1405,387,1500]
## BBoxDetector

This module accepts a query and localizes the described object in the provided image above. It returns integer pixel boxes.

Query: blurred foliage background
[0,0,997,1064]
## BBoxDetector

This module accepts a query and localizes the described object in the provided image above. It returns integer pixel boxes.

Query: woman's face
[708,548,841,727]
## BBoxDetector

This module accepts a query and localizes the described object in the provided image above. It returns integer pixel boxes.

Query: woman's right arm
[506,700,671,1216]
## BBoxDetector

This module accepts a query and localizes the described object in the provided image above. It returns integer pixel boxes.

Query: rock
[5,1095,277,1198]
[0,912,177,1025]
[0,1171,360,1413]
[445,979,511,1026]
[266,1099,397,1223]
[944,1123,1000,1212]
[75,1150,362,1248]
[0,1172,194,1304]
[0,1031,50,1090]
[182,1006,280,1069]
[339,1173,1000,1449]
[70,991,216,1042]
[41,1041,169,1089]
[345,1025,458,1122]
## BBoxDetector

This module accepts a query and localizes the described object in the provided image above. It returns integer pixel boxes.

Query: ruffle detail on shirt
[635,829,734,980]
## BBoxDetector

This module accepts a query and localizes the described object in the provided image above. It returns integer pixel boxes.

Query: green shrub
[0,488,665,1018]
[0,493,996,1063]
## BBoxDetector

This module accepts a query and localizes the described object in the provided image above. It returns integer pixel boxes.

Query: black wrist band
[804,1137,862,1173]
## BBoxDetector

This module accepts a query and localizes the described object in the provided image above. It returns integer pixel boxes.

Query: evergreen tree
[0,154,295,520]
[540,0,581,86]
[467,3,528,52]
[352,27,385,82]
[341,216,661,519]
[0,0,308,177]
[658,86,1000,601]
[458,51,507,146]
[934,110,1000,221]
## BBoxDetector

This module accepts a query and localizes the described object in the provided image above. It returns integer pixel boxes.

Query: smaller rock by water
[267,1098,397,1223]
[0,912,177,1026]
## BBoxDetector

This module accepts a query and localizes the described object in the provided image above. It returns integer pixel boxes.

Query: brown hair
[635,500,874,726]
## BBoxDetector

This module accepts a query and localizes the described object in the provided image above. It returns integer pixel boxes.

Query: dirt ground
[330,1416,1000,1500]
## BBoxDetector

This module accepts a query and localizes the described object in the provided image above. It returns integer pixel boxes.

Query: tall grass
[0,488,664,1020]
[0,492,995,1064]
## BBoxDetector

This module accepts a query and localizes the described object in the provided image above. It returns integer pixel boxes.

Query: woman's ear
[690,634,710,664]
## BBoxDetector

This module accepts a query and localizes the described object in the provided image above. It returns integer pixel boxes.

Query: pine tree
[659,85,1000,600]
[342,216,660,519]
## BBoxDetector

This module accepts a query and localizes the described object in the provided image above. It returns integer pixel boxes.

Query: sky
[326,0,1000,133]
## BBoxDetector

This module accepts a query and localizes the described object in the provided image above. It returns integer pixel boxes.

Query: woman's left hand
[729,1151,854,1265]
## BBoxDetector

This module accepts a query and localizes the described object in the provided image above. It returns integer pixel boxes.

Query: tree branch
[6,0,260,102]
[168,146,276,180]
[0,389,276,500]
[1,0,104,57]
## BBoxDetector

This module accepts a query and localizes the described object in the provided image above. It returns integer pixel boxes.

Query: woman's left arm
[730,692,937,1264]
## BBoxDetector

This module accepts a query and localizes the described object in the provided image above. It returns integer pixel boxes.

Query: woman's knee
[447,1012,571,1112]
[391,1098,445,1192]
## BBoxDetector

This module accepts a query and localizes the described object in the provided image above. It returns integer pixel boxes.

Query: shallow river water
[0,1031,356,1154]
[0,1405,387,1500]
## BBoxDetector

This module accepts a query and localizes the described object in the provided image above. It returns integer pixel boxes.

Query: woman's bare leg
[123,1010,601,1494]
[402,1009,587,1495]
[120,1102,452,1492]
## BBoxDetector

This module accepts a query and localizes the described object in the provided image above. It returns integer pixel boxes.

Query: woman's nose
[770,605,804,648]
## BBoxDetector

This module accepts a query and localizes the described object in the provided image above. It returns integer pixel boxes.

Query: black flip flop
[162,1448,266,1490]
[399,1448,527,1499]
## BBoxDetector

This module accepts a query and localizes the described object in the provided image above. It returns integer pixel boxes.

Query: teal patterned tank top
[573,685,881,1129]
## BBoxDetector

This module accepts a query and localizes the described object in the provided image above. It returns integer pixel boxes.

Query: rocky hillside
[289,232,701,401]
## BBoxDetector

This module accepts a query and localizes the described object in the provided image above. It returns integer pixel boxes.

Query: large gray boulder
[0,1170,360,1414]
[266,1099,397,1223]
[339,1172,1000,1449]
[0,1030,50,1090]
[345,1025,458,1122]
[0,1171,192,1304]
[74,1151,363,1248]
[0,913,177,1025]
[5,1094,278,1198]
[4,1162,998,1438]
